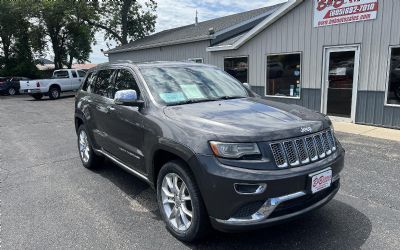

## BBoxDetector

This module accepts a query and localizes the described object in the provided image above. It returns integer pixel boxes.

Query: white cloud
[90,0,288,63]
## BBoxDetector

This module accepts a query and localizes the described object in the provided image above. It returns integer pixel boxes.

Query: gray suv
[75,61,344,242]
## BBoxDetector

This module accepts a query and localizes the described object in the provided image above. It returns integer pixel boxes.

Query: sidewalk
[332,121,400,142]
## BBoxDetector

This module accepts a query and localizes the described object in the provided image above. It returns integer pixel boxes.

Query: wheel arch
[150,140,198,189]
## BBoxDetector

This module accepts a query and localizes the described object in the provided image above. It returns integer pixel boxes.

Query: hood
[163,97,330,141]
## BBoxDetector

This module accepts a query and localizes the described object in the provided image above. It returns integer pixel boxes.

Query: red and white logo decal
[314,0,379,27]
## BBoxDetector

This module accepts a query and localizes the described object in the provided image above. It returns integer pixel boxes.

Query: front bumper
[190,147,344,231]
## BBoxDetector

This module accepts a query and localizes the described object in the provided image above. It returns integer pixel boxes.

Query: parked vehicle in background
[75,61,345,242]
[0,77,30,96]
[20,69,86,100]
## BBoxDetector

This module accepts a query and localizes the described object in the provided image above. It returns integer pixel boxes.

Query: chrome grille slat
[270,129,336,168]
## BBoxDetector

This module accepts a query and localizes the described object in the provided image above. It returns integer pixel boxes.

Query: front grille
[270,129,336,168]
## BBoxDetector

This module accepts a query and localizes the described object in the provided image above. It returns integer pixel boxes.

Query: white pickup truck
[20,69,86,100]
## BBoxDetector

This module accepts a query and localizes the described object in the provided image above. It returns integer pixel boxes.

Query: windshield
[139,65,249,106]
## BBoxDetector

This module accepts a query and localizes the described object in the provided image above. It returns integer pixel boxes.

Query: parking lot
[1,94,400,249]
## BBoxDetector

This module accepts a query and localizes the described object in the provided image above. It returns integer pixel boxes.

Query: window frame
[223,55,249,83]
[91,69,117,99]
[265,52,302,100]
[384,45,400,107]
[187,58,204,63]
[112,68,143,100]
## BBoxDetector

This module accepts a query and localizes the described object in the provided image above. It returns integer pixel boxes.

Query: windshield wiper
[167,99,214,106]
[215,96,246,100]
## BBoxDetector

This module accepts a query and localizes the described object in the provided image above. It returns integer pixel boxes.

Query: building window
[266,53,301,98]
[188,58,203,63]
[386,47,400,106]
[224,56,248,83]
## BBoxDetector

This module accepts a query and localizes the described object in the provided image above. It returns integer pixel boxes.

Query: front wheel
[157,160,210,242]
[32,93,43,100]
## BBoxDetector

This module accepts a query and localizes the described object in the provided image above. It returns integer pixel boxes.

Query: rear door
[54,70,72,91]
[105,68,146,173]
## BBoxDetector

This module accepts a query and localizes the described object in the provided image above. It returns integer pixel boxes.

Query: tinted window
[53,70,69,79]
[71,70,77,78]
[92,70,114,98]
[387,47,400,105]
[224,57,248,83]
[266,53,301,97]
[113,69,140,99]
[78,70,86,77]
[82,72,94,92]
[140,66,248,106]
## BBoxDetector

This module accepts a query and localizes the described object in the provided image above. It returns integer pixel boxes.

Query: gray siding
[109,0,400,128]
[356,91,400,129]
[207,0,400,92]
[108,40,211,63]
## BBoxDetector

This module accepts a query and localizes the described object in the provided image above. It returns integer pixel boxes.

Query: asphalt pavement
[1,94,399,249]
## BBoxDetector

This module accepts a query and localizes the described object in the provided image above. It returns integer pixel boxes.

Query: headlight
[209,141,261,159]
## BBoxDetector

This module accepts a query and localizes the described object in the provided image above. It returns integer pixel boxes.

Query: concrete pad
[332,121,400,142]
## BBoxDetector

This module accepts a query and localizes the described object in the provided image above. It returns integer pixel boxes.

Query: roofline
[206,0,303,52]
[106,35,212,54]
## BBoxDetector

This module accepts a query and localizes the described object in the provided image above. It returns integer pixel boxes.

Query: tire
[8,87,16,96]
[77,125,103,169]
[157,160,210,242]
[48,86,61,100]
[32,93,43,100]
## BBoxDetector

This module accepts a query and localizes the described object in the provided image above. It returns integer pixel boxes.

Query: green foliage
[90,0,157,45]
[37,0,96,69]
[0,0,42,77]
[0,0,158,77]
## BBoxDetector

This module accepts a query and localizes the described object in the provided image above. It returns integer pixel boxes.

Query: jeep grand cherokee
[74,62,344,242]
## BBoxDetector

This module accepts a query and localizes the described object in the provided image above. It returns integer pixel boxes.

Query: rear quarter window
[82,72,94,92]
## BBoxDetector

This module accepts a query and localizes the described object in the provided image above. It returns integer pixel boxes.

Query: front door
[322,46,360,121]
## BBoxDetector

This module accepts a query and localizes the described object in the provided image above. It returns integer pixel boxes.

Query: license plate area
[309,168,332,194]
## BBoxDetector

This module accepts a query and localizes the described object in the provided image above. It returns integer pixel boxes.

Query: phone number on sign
[327,3,377,18]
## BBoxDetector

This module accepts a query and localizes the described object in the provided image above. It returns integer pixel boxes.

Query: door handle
[107,106,116,111]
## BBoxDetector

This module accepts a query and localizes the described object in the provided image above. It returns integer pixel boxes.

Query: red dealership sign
[314,0,379,27]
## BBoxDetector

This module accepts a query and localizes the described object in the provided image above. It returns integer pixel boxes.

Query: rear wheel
[32,93,43,100]
[77,125,102,169]
[157,160,209,242]
[8,87,16,96]
[48,86,60,100]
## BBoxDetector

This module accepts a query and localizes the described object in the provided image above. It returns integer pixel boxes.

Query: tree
[37,1,96,69]
[88,0,157,45]
[0,0,43,77]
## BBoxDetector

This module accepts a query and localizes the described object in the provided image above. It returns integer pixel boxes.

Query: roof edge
[207,0,304,52]
[106,35,212,54]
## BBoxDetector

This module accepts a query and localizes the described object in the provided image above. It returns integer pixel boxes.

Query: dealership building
[107,0,400,129]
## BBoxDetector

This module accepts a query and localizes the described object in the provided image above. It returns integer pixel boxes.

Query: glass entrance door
[323,46,360,121]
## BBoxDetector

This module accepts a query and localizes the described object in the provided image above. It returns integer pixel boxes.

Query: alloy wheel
[79,130,90,163]
[8,88,16,95]
[161,173,193,232]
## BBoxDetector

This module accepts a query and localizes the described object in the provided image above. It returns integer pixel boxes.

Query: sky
[89,0,288,63]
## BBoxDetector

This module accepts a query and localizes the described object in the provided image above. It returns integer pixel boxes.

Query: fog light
[234,183,267,195]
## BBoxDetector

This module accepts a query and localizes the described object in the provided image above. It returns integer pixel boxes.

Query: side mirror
[114,89,144,107]
[243,82,251,90]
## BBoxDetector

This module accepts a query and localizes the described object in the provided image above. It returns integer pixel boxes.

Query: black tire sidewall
[77,125,99,169]
[157,160,209,242]
[49,87,60,100]
[32,93,43,100]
